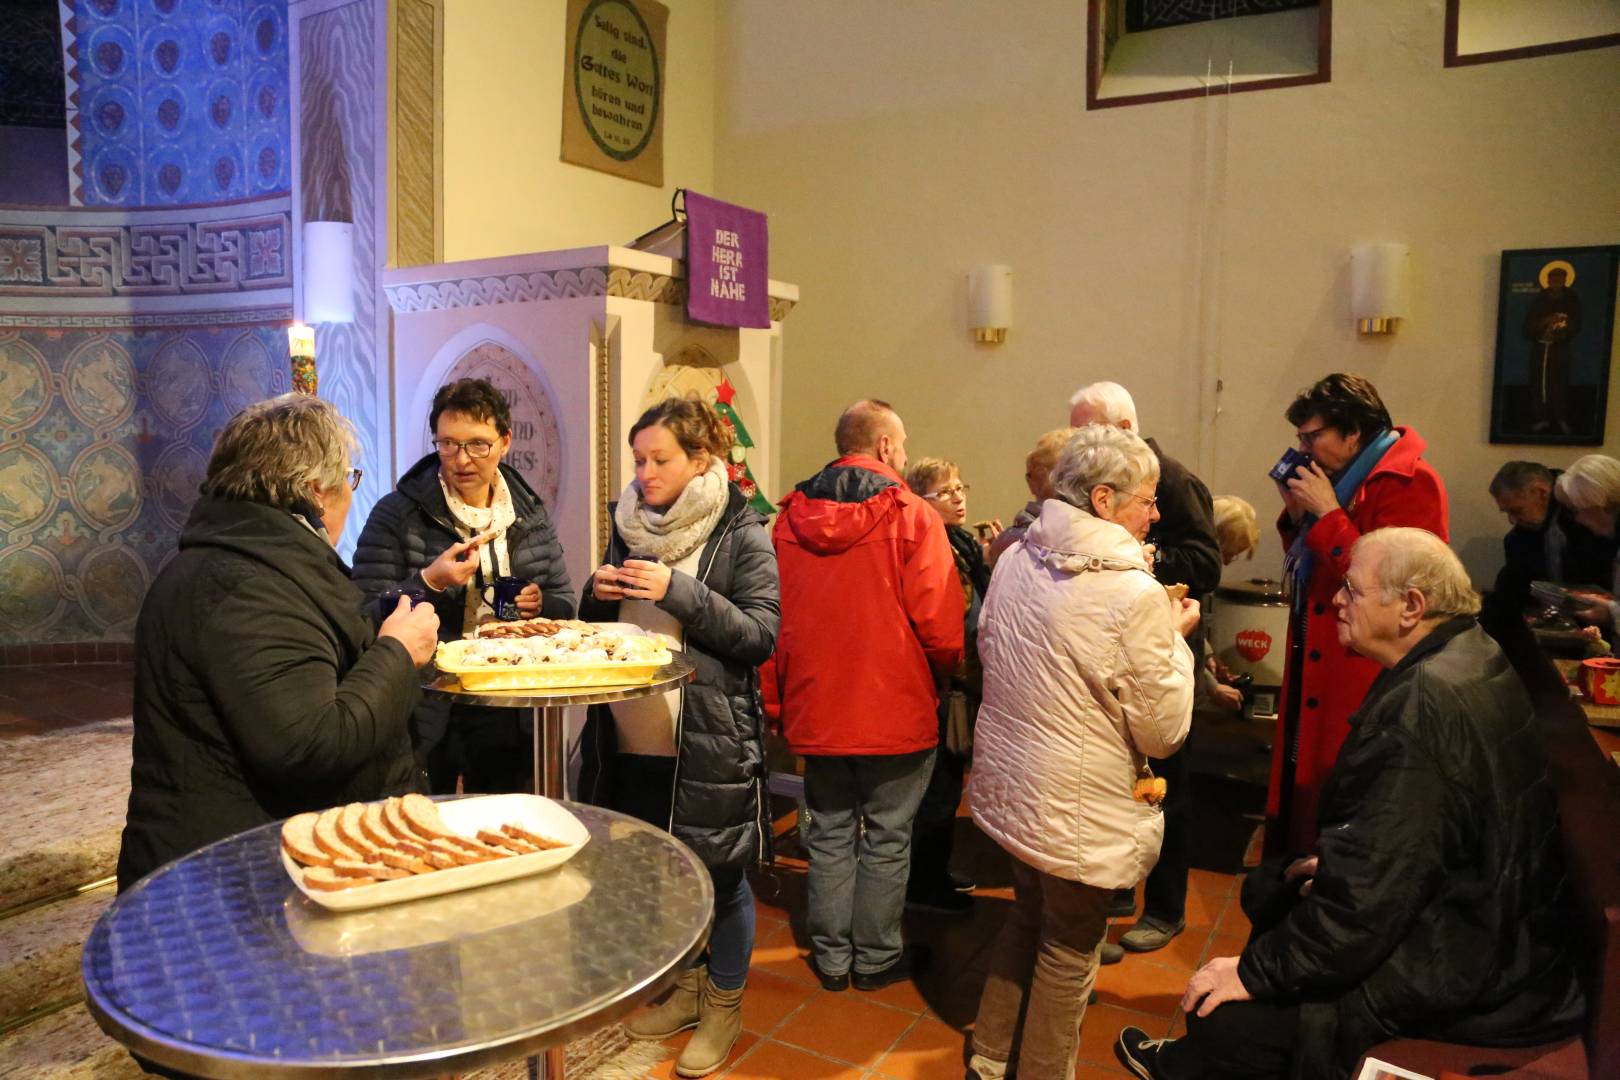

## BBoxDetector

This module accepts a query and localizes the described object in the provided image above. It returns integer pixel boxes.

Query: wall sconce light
[290,221,356,396]
[287,323,317,395]
[302,221,356,325]
[968,264,1013,344]
[1350,243,1409,335]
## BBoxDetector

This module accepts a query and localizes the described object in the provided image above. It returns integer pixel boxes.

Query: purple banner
[684,191,770,328]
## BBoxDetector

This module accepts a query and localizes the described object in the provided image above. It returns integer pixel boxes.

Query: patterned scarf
[614,457,731,565]
[440,469,517,626]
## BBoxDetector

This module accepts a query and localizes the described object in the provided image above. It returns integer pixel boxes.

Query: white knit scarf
[614,457,730,565]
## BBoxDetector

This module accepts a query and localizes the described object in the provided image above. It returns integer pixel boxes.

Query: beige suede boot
[675,979,744,1078]
[624,964,705,1040]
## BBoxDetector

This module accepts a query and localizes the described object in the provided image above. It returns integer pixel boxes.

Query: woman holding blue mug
[579,397,778,1079]
[354,378,572,793]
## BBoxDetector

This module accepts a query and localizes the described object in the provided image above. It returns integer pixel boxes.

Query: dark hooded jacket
[118,498,421,889]
[1238,618,1585,1080]
[577,484,779,876]
[351,455,574,758]
[771,455,963,757]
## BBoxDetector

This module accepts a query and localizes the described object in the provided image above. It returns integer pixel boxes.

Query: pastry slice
[304,866,375,890]
[503,823,569,851]
[281,813,332,867]
[313,807,363,861]
[359,803,395,849]
[336,803,383,858]
[383,796,435,846]
[478,829,540,854]
[375,849,436,875]
[401,793,462,843]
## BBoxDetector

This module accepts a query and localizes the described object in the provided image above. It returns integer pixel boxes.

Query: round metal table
[422,654,696,798]
[82,802,713,1079]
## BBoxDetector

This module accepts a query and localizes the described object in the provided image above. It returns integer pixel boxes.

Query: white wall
[443,0,715,260]
[714,0,1620,586]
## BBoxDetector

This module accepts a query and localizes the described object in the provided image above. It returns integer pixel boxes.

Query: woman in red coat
[1267,374,1448,855]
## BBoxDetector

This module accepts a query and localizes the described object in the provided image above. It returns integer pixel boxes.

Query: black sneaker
[948,871,977,893]
[905,886,973,915]
[809,958,848,992]
[1115,1025,1172,1079]
[852,945,931,991]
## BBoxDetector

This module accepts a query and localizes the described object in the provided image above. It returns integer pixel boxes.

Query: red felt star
[715,378,737,406]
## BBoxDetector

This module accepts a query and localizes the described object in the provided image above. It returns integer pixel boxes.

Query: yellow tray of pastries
[434,620,672,691]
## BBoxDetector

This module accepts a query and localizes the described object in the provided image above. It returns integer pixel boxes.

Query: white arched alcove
[407,322,570,519]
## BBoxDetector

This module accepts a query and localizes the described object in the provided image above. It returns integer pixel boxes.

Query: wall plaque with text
[560,0,667,186]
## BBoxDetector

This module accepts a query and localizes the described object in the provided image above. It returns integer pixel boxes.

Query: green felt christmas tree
[713,377,775,515]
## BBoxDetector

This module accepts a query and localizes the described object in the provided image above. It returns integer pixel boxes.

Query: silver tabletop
[421,654,696,798]
[82,802,714,1079]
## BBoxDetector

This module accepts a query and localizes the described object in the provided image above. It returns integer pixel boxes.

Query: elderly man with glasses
[1266,374,1447,858]
[1117,527,1583,1080]
[353,377,573,794]
[1069,381,1222,959]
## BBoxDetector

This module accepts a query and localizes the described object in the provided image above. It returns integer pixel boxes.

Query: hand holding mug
[591,563,627,601]
[1286,461,1339,520]
[617,558,672,602]
[515,582,542,618]
[378,596,440,667]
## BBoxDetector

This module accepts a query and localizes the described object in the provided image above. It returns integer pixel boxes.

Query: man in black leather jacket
[1117,527,1584,1080]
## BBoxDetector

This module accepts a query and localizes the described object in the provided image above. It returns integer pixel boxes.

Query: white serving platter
[280,794,590,912]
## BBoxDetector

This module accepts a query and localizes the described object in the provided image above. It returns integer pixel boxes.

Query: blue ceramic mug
[375,583,428,625]
[484,576,531,621]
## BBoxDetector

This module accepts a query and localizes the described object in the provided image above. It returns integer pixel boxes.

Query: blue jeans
[606,754,755,990]
[802,749,936,976]
[707,867,755,990]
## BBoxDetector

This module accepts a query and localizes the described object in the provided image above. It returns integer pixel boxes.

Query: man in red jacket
[773,399,965,993]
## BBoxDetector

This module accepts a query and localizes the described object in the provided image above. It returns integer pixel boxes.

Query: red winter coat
[771,455,964,756]
[1265,426,1448,855]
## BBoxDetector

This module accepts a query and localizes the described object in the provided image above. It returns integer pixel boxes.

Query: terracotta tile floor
[648,793,1262,1080]
[8,661,1266,1077]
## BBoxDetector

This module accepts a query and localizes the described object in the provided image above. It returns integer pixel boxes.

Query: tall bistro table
[82,802,714,1079]
[422,654,696,798]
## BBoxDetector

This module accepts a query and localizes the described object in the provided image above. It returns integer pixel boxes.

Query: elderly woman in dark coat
[578,397,778,1079]
[352,378,572,793]
[118,394,439,891]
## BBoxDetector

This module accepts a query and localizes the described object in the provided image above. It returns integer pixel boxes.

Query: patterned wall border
[0,199,293,301]
[383,265,797,322]
[0,305,292,329]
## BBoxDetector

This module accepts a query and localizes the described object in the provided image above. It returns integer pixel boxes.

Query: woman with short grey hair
[965,422,1199,1080]
[1049,423,1161,515]
[1553,454,1620,631]
[117,393,442,890]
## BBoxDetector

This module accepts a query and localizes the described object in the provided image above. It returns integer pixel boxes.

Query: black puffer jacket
[1238,618,1585,1079]
[118,499,421,889]
[578,486,780,876]
[352,454,574,632]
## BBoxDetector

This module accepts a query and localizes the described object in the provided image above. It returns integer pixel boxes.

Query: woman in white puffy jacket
[967,423,1200,1080]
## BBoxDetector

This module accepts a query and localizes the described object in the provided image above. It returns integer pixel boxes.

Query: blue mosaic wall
[67,0,291,206]
[0,323,287,643]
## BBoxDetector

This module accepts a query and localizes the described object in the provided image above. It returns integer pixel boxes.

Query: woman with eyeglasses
[1267,373,1447,857]
[119,394,440,891]
[966,424,1198,1080]
[353,378,573,793]
[902,457,993,914]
